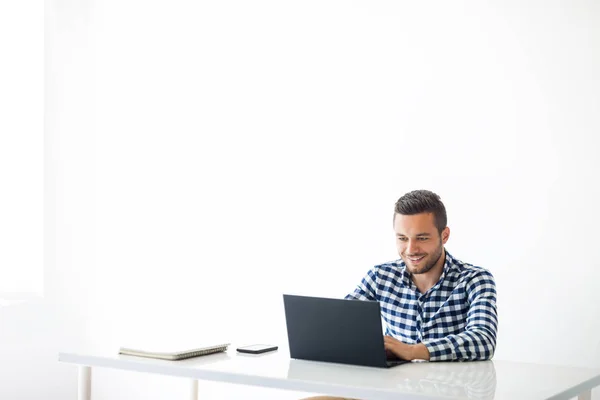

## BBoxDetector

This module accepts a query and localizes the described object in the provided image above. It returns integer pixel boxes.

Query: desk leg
[578,390,591,400]
[78,366,92,400]
[189,379,198,400]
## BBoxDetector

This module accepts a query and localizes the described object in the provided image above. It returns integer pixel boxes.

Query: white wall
[0,1,93,399]
[4,0,599,399]
[0,0,43,296]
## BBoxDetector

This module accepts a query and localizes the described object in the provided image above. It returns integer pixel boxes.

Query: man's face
[394,212,449,275]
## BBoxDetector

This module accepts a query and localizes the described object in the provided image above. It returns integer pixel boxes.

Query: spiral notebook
[119,343,230,361]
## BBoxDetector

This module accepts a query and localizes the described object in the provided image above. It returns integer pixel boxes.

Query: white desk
[59,349,600,400]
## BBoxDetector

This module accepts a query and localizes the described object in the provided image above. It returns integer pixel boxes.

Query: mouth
[407,255,426,265]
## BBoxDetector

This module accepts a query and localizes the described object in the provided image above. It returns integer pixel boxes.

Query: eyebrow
[396,233,431,237]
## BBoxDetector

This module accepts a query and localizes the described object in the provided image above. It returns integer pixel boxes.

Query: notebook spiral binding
[175,344,229,360]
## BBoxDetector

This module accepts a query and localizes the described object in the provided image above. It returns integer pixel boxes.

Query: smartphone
[236,344,278,354]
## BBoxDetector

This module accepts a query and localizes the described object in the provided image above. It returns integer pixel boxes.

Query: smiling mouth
[407,255,425,264]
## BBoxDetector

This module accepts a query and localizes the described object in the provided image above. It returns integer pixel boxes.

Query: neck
[412,248,446,294]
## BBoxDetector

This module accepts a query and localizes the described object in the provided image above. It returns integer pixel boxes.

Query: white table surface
[59,349,600,400]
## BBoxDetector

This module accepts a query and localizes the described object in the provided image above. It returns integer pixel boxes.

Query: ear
[441,227,450,244]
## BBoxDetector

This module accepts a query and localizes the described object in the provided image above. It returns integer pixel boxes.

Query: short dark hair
[394,190,447,234]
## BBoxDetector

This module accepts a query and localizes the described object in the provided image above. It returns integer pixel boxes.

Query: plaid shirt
[346,250,497,361]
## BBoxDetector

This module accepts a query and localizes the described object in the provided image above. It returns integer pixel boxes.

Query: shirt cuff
[423,337,456,362]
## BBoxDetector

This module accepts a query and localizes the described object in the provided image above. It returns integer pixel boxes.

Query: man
[347,189,497,362]
[302,190,497,400]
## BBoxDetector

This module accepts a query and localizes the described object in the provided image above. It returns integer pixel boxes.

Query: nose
[406,239,420,255]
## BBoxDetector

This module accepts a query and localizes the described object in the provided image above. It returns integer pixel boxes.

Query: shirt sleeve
[423,270,498,361]
[345,267,378,301]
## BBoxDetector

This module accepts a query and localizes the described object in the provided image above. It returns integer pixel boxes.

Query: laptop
[283,294,410,368]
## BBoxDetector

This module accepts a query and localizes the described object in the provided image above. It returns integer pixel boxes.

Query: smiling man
[347,189,497,362]
[300,190,498,400]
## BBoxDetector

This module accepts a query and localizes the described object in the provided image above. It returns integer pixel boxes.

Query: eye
[417,237,429,241]
[397,237,408,242]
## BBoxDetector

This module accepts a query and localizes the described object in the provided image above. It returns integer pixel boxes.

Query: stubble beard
[405,243,444,275]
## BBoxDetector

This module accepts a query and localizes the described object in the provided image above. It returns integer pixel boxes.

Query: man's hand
[384,336,430,361]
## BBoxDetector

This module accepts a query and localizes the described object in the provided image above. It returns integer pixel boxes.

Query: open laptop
[283,294,410,368]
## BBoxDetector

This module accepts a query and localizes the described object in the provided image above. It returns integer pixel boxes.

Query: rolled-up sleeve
[424,270,498,361]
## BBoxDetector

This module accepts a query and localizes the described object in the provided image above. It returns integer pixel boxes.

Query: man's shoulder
[368,259,405,279]
[448,254,493,279]
[447,253,495,283]
[372,259,405,272]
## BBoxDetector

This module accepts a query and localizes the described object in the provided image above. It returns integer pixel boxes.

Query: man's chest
[379,285,470,340]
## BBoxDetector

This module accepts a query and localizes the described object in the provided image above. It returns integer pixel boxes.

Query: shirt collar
[400,248,454,289]
[437,249,455,286]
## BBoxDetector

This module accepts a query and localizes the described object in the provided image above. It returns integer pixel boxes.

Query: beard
[403,243,444,275]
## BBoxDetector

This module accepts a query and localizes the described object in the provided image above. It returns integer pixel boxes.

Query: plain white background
[0,0,43,296]
[2,0,600,399]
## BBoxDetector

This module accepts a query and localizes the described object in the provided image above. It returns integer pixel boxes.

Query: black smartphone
[236,344,278,354]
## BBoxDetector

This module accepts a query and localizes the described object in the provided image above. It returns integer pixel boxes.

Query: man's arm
[423,270,498,361]
[345,267,378,301]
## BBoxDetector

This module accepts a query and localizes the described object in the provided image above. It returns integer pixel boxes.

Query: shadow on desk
[287,359,496,400]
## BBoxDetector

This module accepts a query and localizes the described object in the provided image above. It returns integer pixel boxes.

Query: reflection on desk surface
[395,361,496,400]
[286,359,496,400]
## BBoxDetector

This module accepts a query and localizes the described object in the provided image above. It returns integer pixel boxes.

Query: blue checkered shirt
[346,250,497,361]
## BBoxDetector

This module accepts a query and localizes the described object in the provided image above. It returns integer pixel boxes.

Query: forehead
[394,212,437,234]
